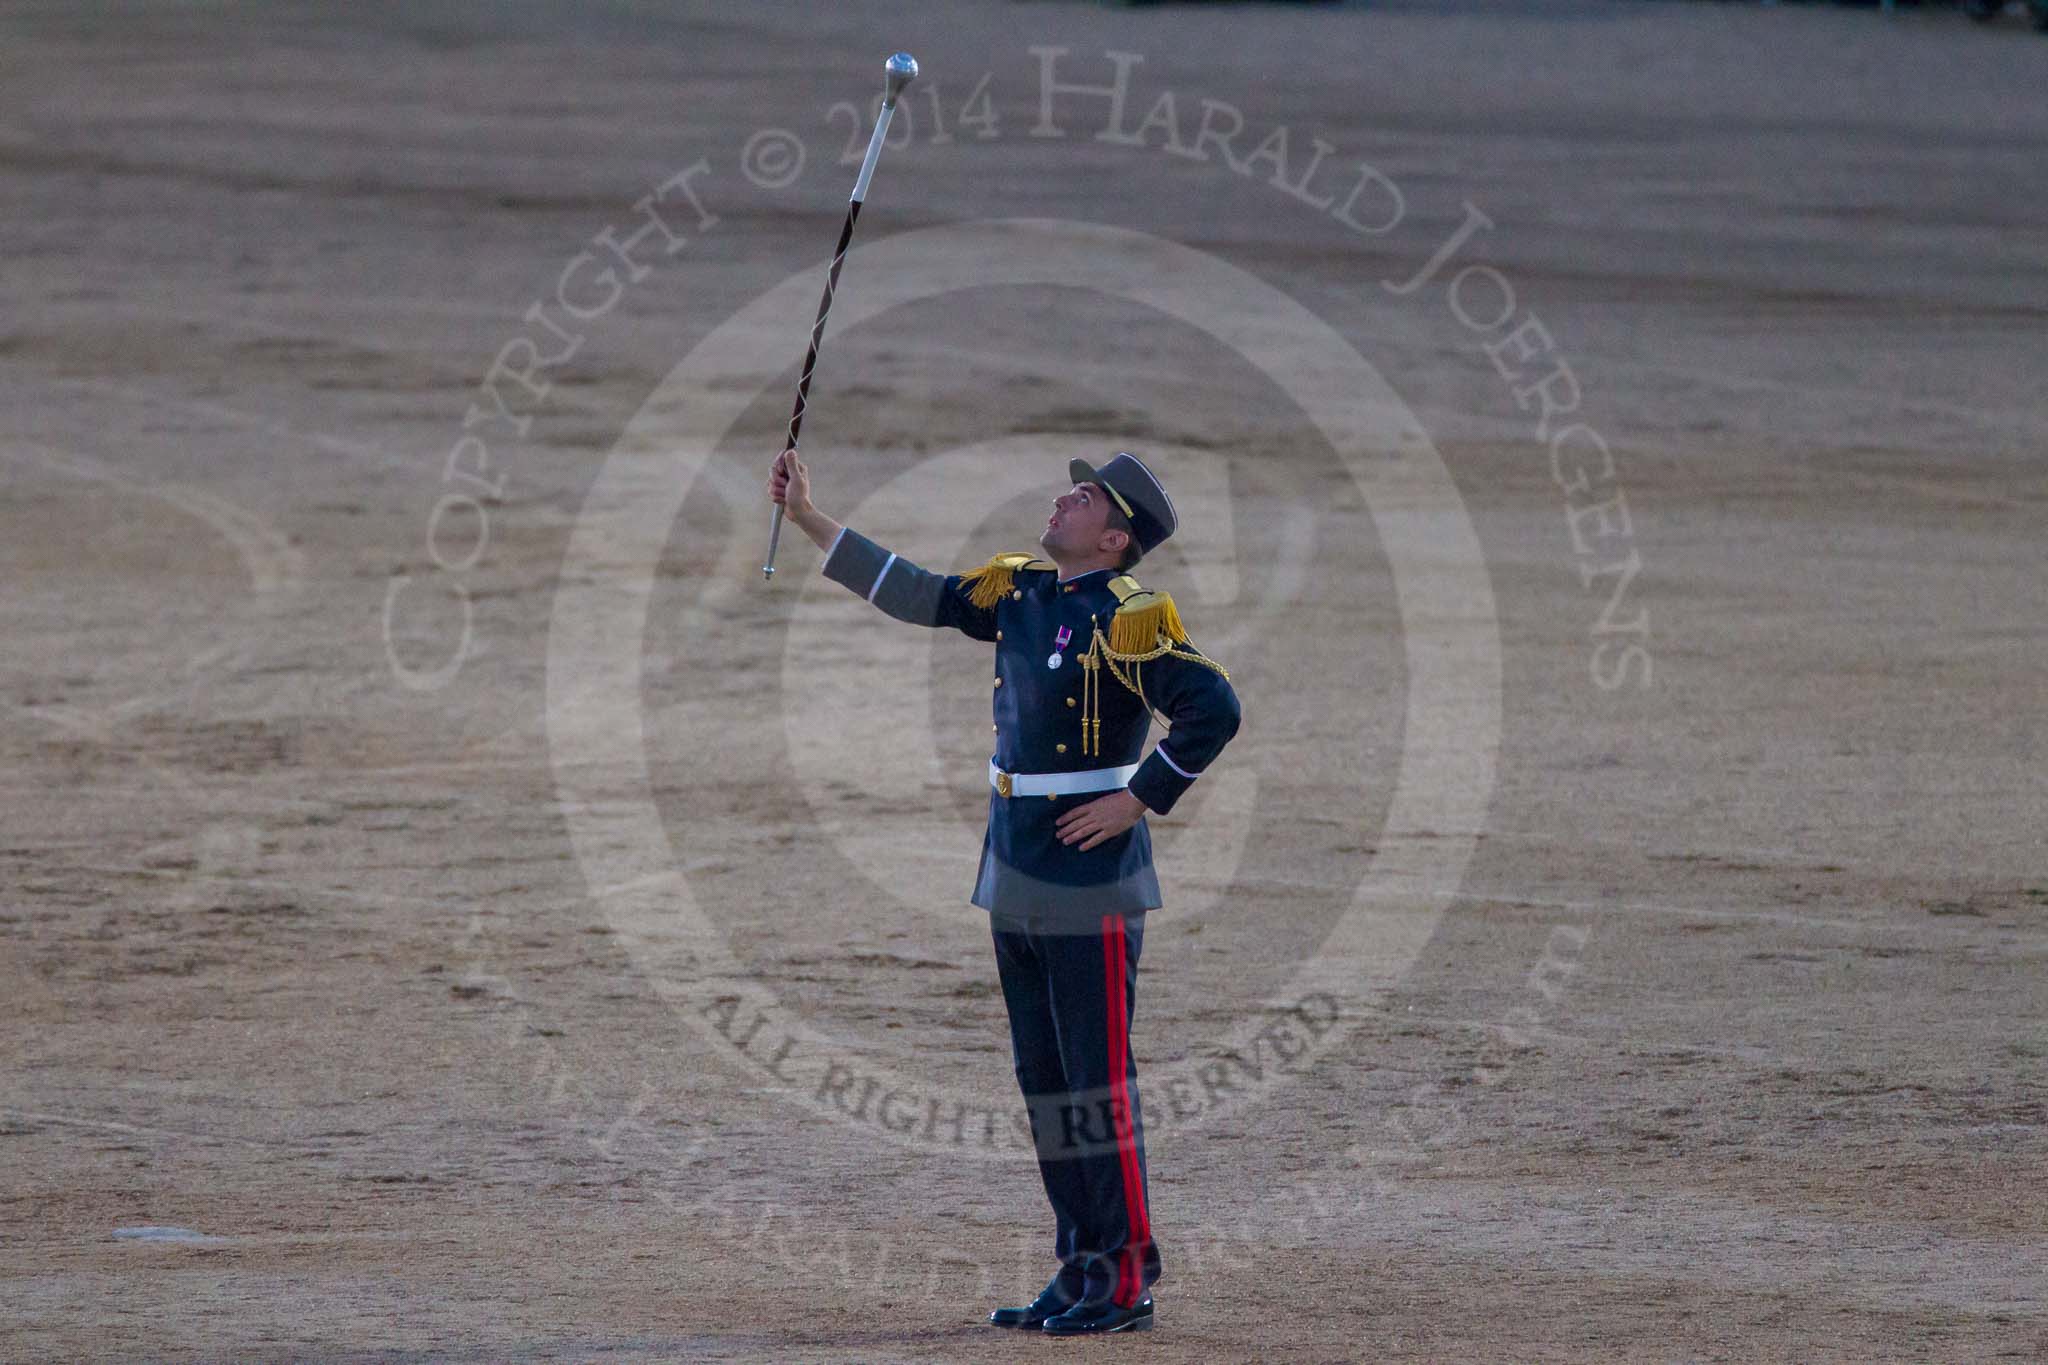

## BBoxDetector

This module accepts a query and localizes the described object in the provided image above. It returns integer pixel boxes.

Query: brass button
[1064,585,1075,592]
[992,723,999,733]
[1046,793,1056,801]
[994,677,1002,688]
[1056,743,1067,754]
[1011,590,1022,601]
[996,630,1002,640]
[1065,697,1076,708]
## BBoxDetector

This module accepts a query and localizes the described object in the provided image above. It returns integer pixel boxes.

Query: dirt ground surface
[3,1,2044,1360]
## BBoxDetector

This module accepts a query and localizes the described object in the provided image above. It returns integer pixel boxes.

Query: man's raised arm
[767,448,998,641]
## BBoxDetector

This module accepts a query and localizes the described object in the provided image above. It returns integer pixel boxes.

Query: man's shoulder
[1100,575,1229,676]
[956,551,1056,609]
[977,552,1059,576]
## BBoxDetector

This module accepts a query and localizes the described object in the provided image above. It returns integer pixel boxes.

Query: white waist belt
[989,758,1139,799]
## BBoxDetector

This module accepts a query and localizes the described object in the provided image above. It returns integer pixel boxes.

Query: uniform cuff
[1128,748,1197,816]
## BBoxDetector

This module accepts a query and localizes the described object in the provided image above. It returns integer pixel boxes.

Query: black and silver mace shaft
[763,51,918,581]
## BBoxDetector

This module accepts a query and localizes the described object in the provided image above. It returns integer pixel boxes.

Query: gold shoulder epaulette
[959,552,1054,608]
[1107,588,1188,657]
[1080,583,1229,742]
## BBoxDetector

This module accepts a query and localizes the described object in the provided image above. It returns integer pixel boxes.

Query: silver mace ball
[884,52,918,108]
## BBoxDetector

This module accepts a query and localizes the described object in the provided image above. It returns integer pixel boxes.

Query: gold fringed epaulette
[1082,584,1228,749]
[958,552,1048,609]
[1107,589,1189,658]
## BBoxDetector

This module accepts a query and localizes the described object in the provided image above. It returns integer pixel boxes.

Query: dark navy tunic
[821,527,1242,922]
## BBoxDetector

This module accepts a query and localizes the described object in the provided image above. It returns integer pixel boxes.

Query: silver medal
[1047,624,1072,671]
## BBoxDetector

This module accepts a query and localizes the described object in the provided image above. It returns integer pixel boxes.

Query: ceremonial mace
[762,51,918,581]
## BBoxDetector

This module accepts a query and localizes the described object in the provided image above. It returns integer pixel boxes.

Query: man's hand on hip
[1055,789,1150,851]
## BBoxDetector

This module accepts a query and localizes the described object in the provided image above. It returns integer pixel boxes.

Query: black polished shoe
[1042,1296,1155,1335]
[989,1285,1080,1329]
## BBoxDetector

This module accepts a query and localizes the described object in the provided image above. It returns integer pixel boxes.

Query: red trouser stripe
[1102,914,1152,1308]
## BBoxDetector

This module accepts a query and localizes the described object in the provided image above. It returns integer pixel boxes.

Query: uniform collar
[1056,566,1116,587]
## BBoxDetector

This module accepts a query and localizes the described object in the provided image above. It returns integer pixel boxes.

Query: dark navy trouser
[991,912,1161,1309]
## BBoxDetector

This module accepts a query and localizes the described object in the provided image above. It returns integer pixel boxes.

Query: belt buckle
[995,769,1014,798]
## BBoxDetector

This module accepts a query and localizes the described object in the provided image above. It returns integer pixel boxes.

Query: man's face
[1040,481,1120,561]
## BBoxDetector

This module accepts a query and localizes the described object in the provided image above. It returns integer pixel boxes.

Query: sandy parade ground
[2,1,2044,1359]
